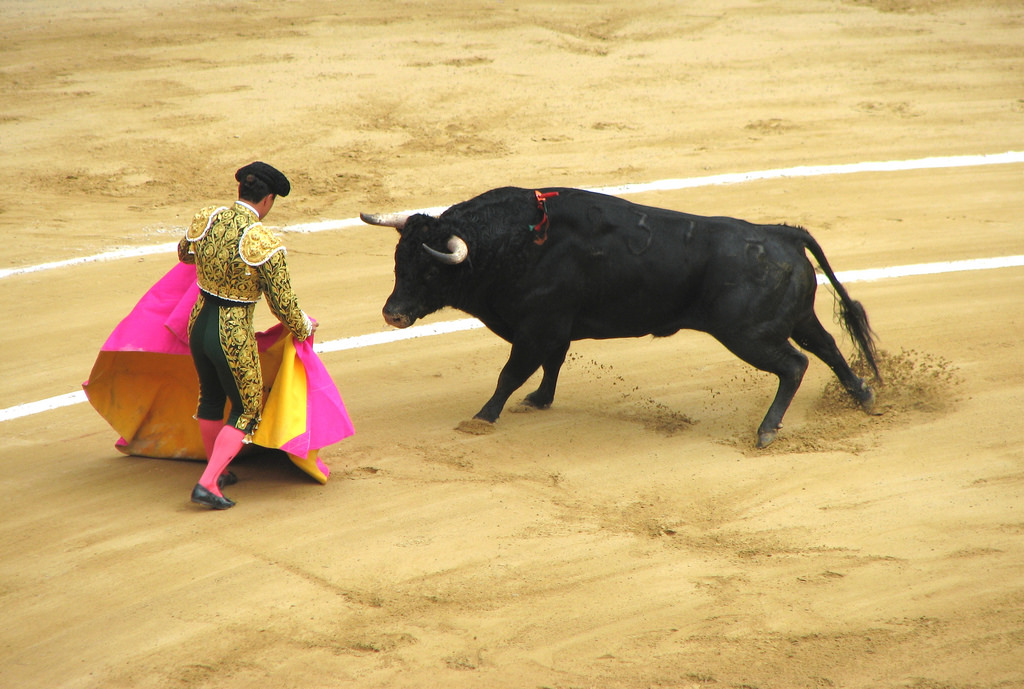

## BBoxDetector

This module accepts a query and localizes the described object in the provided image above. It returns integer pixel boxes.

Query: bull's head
[361,211,470,329]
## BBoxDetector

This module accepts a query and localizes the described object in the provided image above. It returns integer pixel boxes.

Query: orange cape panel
[83,263,354,483]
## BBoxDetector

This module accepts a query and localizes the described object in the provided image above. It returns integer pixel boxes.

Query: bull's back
[537,192,814,339]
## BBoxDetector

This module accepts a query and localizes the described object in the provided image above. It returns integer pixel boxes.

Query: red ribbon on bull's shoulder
[529,190,560,245]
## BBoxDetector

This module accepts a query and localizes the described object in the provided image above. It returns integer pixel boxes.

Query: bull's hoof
[456,418,496,435]
[512,396,551,414]
[859,386,881,416]
[522,393,553,410]
[756,429,778,448]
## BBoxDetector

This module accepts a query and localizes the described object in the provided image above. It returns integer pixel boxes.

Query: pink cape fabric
[83,262,354,483]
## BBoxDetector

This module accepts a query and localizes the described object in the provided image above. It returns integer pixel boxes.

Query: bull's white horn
[422,235,469,265]
[360,212,410,229]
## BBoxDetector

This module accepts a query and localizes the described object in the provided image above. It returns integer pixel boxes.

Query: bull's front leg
[473,341,548,423]
[455,319,571,435]
[456,335,560,438]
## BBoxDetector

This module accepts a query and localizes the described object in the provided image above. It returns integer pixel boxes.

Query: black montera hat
[235,161,290,197]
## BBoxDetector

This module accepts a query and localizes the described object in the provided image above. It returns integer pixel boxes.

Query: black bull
[362,186,879,447]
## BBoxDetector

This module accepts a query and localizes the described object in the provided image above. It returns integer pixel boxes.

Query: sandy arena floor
[1,1,1022,687]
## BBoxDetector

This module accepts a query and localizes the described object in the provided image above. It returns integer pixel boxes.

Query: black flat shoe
[191,484,235,510]
[217,471,238,490]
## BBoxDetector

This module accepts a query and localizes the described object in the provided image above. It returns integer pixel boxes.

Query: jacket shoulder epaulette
[239,223,285,266]
[185,205,227,242]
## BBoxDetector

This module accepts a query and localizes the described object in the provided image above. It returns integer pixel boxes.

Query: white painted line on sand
[4,253,1022,423]
[315,317,486,354]
[827,254,1024,285]
[594,150,1024,196]
[0,242,180,279]
[2,150,1021,280]
[5,151,1022,421]
[1,392,89,423]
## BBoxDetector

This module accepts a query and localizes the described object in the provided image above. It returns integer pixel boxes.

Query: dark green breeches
[188,292,262,434]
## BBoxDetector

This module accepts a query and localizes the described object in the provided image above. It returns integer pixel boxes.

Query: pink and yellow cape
[83,263,354,483]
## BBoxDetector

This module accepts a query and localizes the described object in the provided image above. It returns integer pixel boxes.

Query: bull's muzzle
[383,307,414,329]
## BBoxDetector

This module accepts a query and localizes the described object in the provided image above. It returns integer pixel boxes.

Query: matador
[178,161,313,510]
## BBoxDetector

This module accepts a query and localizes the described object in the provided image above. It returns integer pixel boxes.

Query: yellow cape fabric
[251,333,329,484]
[83,329,329,483]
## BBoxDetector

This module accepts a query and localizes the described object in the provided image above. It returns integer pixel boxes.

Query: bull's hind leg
[718,336,809,448]
[791,314,875,413]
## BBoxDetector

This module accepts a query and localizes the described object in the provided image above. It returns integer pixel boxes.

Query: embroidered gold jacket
[178,202,312,340]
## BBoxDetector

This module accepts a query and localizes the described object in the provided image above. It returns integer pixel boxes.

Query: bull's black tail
[803,233,881,382]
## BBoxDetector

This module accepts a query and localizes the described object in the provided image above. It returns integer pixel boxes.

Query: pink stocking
[197,418,222,460]
[198,426,245,497]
